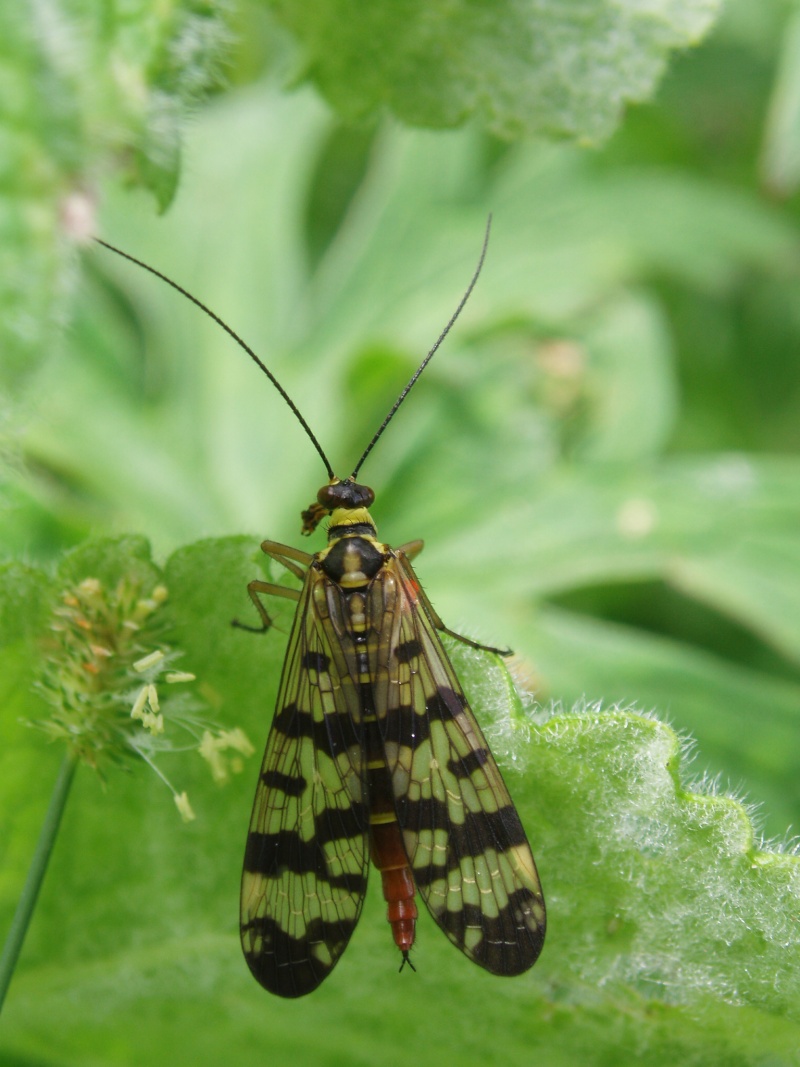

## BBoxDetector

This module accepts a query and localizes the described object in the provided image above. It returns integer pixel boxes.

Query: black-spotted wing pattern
[368,552,546,975]
[240,568,370,998]
[242,528,545,997]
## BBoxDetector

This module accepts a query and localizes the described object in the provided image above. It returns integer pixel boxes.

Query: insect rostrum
[96,221,545,998]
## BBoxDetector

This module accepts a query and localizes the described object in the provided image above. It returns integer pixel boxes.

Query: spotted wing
[368,553,546,975]
[240,567,369,998]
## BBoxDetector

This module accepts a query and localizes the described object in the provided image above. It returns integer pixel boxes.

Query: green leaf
[0,0,230,385]
[2,537,799,1063]
[0,564,61,912]
[760,10,800,197]
[267,0,723,141]
[422,456,800,834]
[529,605,800,840]
[428,456,800,661]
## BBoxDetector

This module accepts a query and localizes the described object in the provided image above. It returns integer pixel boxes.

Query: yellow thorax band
[328,507,374,529]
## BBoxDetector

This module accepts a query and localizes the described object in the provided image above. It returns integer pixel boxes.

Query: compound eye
[316,480,374,510]
[317,482,342,509]
[352,483,374,508]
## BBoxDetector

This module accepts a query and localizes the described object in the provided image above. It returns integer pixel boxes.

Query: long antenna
[94,238,335,480]
[350,215,492,481]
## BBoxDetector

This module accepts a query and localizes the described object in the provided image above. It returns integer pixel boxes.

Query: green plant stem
[0,751,78,1015]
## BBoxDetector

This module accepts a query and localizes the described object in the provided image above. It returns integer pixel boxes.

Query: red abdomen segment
[370,816,418,958]
[364,716,418,964]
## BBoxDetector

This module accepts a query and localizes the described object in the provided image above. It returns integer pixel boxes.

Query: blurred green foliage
[262,0,722,138]
[3,0,800,1063]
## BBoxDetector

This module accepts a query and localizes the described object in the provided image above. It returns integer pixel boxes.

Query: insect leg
[395,539,424,561]
[261,539,313,581]
[232,580,301,633]
[232,540,310,631]
[415,583,513,657]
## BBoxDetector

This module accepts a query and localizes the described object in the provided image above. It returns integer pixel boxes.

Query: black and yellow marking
[239,508,545,996]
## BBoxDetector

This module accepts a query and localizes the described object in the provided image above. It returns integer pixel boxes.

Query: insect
[96,222,545,997]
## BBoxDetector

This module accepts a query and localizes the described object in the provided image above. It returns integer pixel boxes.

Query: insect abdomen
[328,533,420,964]
[364,715,418,959]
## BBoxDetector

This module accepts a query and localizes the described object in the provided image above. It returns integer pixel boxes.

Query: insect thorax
[318,520,386,588]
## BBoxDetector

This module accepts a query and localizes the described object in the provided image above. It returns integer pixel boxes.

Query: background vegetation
[2,0,800,1063]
